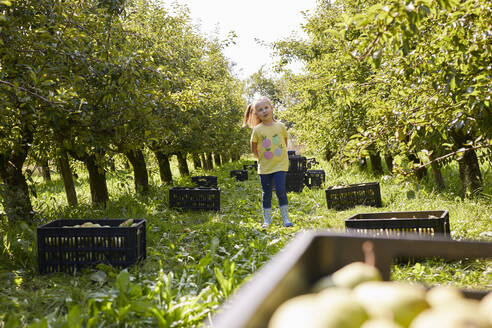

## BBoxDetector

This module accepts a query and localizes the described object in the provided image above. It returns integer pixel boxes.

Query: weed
[0,156,491,327]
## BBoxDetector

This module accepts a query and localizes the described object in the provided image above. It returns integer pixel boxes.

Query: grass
[0,154,491,327]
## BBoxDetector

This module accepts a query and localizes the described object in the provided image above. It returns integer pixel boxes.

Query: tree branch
[0,80,64,105]
[401,143,492,176]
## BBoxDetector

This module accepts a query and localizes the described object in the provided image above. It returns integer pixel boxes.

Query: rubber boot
[280,205,293,227]
[262,208,272,228]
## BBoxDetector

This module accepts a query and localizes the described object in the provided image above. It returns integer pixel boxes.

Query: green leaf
[449,76,456,90]
[4,314,22,328]
[149,308,168,328]
[90,270,108,284]
[116,270,130,294]
[67,306,84,328]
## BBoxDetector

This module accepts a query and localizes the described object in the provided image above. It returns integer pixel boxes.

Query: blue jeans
[259,171,288,209]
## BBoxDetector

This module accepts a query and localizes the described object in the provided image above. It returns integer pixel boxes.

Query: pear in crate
[361,318,404,328]
[479,292,492,325]
[312,262,382,292]
[425,285,464,308]
[119,219,134,227]
[354,281,429,328]
[410,298,491,328]
[81,222,101,228]
[268,294,321,328]
[269,288,368,328]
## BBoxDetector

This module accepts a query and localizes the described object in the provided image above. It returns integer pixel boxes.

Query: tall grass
[0,154,491,327]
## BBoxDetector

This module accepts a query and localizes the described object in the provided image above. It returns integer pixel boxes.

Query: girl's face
[255,101,273,123]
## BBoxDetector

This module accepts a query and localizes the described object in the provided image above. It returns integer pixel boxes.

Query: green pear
[354,281,429,328]
[311,275,335,293]
[361,318,404,328]
[410,299,491,328]
[119,219,134,227]
[426,285,464,308]
[479,292,492,325]
[268,294,321,328]
[331,262,382,289]
[269,288,368,328]
[315,287,368,328]
[81,222,101,228]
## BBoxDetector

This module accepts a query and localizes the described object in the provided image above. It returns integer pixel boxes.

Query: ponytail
[242,104,260,128]
[243,96,274,128]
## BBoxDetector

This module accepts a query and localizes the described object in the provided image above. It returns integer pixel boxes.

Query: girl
[243,96,293,228]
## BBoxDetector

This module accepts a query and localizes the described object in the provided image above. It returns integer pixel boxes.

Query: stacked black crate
[191,176,218,188]
[230,170,248,181]
[286,154,306,192]
[304,170,325,188]
[169,187,220,211]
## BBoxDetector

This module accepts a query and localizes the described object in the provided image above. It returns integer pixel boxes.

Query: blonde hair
[242,96,275,128]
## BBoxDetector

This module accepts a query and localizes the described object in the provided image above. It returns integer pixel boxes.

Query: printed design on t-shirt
[261,136,271,148]
[272,134,281,146]
[261,135,283,160]
[261,136,274,159]
[274,145,283,157]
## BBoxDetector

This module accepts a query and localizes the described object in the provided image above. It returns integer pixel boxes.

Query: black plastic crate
[191,175,218,188]
[230,170,248,181]
[286,172,304,193]
[304,169,325,188]
[169,187,220,211]
[287,150,296,156]
[345,210,450,237]
[325,181,382,210]
[210,232,492,328]
[243,163,258,171]
[306,158,319,169]
[37,219,146,274]
[288,155,307,173]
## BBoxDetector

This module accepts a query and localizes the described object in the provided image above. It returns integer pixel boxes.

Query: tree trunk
[123,158,130,170]
[324,149,333,162]
[358,157,367,170]
[154,151,173,184]
[200,153,208,170]
[0,157,33,223]
[369,152,384,176]
[451,130,483,196]
[384,154,393,174]
[124,149,149,195]
[458,148,482,196]
[40,160,51,182]
[176,152,190,177]
[108,158,116,172]
[0,129,34,223]
[428,153,445,191]
[213,153,221,167]
[192,153,202,170]
[57,150,78,206]
[83,155,109,206]
[205,152,214,170]
[408,153,427,180]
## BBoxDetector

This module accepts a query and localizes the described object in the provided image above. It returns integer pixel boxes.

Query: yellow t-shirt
[251,121,289,174]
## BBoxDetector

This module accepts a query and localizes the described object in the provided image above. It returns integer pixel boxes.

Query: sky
[169,0,318,80]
